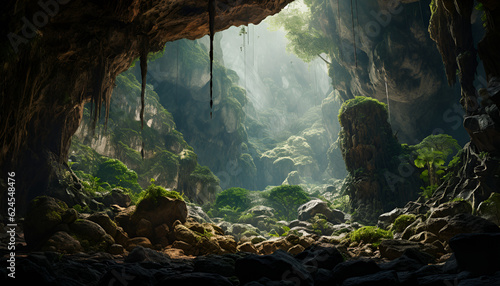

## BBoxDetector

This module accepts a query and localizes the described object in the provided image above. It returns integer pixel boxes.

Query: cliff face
[426,0,500,207]
[311,0,467,143]
[0,0,292,213]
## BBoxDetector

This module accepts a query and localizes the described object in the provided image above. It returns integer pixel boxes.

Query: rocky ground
[2,192,500,285]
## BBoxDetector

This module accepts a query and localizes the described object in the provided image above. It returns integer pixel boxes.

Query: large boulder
[477,192,500,225]
[297,200,345,224]
[100,188,131,208]
[87,212,118,237]
[24,196,71,247]
[42,231,83,254]
[428,201,472,218]
[187,203,213,223]
[130,196,188,234]
[438,213,500,242]
[379,239,440,260]
[449,233,500,275]
[244,206,275,217]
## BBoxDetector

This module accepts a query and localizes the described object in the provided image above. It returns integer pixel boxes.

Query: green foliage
[350,226,393,247]
[412,134,460,187]
[392,214,417,233]
[208,187,252,222]
[420,184,438,200]
[190,164,219,184]
[268,185,310,221]
[96,159,142,193]
[267,0,334,62]
[73,170,110,196]
[72,204,91,214]
[269,225,291,237]
[332,195,350,213]
[214,187,252,211]
[310,214,330,235]
[136,183,184,206]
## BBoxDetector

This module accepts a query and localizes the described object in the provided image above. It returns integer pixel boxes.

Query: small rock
[287,244,305,255]
[379,239,438,260]
[237,242,258,253]
[101,188,131,208]
[377,208,404,229]
[127,237,153,250]
[125,245,170,263]
[87,212,118,237]
[108,243,125,255]
[136,218,153,238]
[297,200,345,224]
[43,231,83,254]
[69,219,107,242]
[295,244,344,271]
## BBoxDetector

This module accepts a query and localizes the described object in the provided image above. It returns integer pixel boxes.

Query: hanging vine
[337,0,344,61]
[209,0,216,119]
[350,0,357,67]
[139,37,149,159]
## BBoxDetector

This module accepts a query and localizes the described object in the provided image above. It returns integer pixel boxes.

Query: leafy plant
[268,185,310,221]
[419,184,438,200]
[269,225,291,237]
[96,159,142,193]
[412,134,460,187]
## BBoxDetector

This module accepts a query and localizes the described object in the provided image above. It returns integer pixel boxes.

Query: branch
[318,54,332,65]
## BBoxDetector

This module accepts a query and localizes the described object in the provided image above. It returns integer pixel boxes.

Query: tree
[268,185,310,220]
[210,187,252,222]
[267,0,334,63]
[413,134,461,187]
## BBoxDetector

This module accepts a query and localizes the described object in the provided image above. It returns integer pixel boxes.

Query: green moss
[338,96,387,125]
[349,226,393,246]
[136,183,184,205]
[392,214,417,233]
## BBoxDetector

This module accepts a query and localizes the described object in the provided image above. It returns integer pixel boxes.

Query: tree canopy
[268,185,310,220]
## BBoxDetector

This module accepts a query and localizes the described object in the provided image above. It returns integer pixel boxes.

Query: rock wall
[310,0,468,143]
[71,70,220,205]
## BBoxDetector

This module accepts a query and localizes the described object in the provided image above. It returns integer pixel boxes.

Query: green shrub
[268,185,310,221]
[96,159,142,193]
[350,226,393,247]
[214,187,251,212]
[392,214,417,233]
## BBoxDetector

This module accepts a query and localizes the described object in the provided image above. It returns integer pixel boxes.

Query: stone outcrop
[338,96,420,224]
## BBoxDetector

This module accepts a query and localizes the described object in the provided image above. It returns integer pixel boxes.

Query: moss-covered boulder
[478,192,500,226]
[24,196,71,247]
[130,194,188,237]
